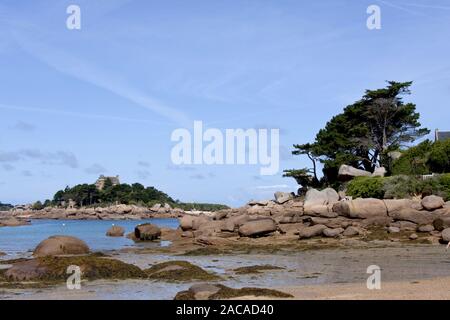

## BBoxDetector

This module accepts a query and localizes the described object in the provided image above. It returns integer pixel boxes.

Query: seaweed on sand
[144,260,221,282]
[174,284,293,300]
[233,265,285,274]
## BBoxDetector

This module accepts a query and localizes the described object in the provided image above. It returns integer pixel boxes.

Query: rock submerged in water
[129,223,161,241]
[33,235,90,257]
[0,218,30,227]
[106,225,125,237]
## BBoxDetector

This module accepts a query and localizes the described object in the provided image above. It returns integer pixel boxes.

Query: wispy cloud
[137,161,151,168]
[85,163,107,175]
[0,103,171,126]
[11,30,192,127]
[2,164,15,171]
[0,149,79,168]
[11,121,36,132]
[136,169,151,179]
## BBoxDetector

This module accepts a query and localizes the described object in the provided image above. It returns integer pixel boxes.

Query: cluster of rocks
[1,203,186,221]
[174,189,450,245]
[0,217,30,227]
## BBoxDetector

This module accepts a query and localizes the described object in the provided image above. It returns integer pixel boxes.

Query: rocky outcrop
[304,188,339,206]
[0,218,30,227]
[333,198,387,219]
[389,209,437,225]
[274,192,294,204]
[338,165,372,180]
[33,236,90,257]
[11,204,186,220]
[298,224,327,239]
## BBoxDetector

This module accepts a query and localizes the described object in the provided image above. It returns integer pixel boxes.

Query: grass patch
[144,260,221,282]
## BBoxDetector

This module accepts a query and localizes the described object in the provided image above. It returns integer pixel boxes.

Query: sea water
[0,218,179,257]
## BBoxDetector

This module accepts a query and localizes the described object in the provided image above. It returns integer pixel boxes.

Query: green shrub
[438,174,450,201]
[391,140,433,175]
[391,139,450,175]
[346,174,450,200]
[346,176,385,199]
[383,175,422,199]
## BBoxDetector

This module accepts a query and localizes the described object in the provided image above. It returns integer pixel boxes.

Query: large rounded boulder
[332,198,387,219]
[422,195,444,211]
[33,235,90,257]
[238,219,277,237]
[134,223,161,241]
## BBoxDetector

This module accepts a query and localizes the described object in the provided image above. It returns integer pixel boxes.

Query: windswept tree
[285,81,429,186]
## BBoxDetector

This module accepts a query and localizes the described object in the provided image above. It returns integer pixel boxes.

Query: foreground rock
[174,283,293,300]
[238,219,277,237]
[33,236,90,257]
[2,255,145,282]
[145,261,220,282]
[106,225,125,237]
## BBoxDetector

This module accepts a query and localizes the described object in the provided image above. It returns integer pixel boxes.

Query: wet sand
[1,244,450,300]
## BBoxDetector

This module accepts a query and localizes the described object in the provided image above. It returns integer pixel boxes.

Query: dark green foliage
[287,81,429,185]
[346,174,450,201]
[175,203,229,211]
[32,201,44,210]
[52,182,174,207]
[0,202,13,211]
[392,139,450,175]
[48,183,228,210]
[428,139,450,173]
[346,177,385,199]
[383,175,423,199]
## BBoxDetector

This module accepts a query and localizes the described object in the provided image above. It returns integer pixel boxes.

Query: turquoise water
[0,218,179,257]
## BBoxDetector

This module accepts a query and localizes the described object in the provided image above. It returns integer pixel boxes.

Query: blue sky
[1,0,450,206]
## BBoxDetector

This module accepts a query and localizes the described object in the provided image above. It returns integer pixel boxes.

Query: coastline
[2,244,450,300]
